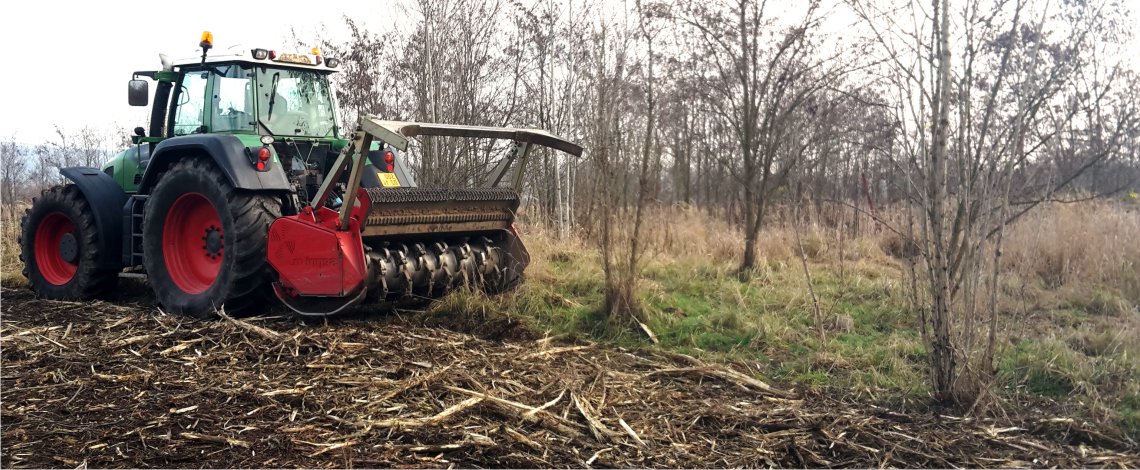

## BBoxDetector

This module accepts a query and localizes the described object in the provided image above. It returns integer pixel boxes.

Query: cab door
[169,68,210,136]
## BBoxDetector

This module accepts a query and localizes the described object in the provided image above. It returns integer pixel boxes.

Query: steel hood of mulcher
[266,188,373,316]
[361,119,584,158]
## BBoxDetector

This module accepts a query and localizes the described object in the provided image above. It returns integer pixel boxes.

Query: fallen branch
[525,389,566,418]
[502,426,544,451]
[403,442,466,453]
[180,432,249,448]
[446,386,585,439]
[637,322,659,344]
[618,418,648,448]
[585,447,612,466]
[308,440,358,457]
[521,345,593,360]
[215,307,280,340]
[572,392,621,442]
[375,365,452,403]
[364,396,483,428]
[647,366,794,398]
[158,338,205,356]
[399,434,495,453]
[261,386,313,397]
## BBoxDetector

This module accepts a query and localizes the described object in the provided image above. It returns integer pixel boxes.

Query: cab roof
[170,48,339,73]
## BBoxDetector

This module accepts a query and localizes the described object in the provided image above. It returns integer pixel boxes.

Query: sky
[0,0,394,145]
[0,0,1137,147]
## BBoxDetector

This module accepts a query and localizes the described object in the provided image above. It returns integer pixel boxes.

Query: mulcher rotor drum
[361,187,529,301]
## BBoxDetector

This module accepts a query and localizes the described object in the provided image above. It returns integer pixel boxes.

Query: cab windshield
[256,67,337,137]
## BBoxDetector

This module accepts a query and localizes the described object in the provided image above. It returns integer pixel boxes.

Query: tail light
[256,146,271,171]
[383,150,395,172]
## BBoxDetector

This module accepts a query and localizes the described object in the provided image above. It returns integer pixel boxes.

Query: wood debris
[1,286,1135,468]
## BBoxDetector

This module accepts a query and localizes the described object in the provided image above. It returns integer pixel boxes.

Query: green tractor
[20,33,582,317]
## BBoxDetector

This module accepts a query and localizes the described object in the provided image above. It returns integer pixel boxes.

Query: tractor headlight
[325,58,339,68]
[251,48,269,60]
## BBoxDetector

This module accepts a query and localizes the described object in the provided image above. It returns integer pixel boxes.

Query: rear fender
[59,167,127,269]
[139,134,290,193]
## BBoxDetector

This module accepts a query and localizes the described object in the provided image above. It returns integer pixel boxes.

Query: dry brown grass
[576,203,899,271]
[1003,201,1140,305]
[0,206,26,283]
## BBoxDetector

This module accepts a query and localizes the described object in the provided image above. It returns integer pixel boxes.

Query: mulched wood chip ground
[2,285,1136,468]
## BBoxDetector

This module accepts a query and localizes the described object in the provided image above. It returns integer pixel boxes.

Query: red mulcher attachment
[264,116,582,317]
[267,188,373,315]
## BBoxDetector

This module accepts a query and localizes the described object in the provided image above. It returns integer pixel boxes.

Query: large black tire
[19,185,118,300]
[142,157,281,318]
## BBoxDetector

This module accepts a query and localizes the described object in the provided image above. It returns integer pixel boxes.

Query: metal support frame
[309,127,375,230]
[510,141,533,191]
[307,116,581,233]
[338,133,374,230]
[485,141,533,190]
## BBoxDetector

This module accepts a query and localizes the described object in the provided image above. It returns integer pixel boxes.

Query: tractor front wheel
[19,185,118,299]
[142,157,281,318]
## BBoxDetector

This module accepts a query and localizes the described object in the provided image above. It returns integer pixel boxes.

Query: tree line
[1,126,131,208]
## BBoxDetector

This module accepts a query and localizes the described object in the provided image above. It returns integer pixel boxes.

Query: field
[500,202,1140,429]
[1,201,1138,467]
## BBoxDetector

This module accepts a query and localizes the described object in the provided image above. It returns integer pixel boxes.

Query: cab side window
[173,71,208,135]
[211,65,255,133]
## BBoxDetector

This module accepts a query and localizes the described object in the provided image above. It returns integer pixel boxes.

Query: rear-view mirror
[128,80,149,106]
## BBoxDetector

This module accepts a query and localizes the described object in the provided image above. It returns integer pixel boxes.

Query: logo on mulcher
[299,256,337,267]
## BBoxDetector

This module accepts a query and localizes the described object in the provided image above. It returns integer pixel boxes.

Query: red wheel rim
[34,212,78,285]
[163,193,224,294]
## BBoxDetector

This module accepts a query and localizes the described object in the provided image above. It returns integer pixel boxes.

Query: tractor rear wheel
[19,185,118,299]
[142,157,281,318]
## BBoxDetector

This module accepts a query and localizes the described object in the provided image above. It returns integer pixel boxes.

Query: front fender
[60,167,127,269]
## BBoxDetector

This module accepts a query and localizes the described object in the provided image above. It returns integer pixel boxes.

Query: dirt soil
[2,284,1136,468]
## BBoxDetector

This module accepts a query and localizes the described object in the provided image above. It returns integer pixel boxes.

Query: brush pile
[2,286,1135,468]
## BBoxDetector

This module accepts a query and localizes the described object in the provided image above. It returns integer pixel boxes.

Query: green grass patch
[505,235,1134,433]
[998,339,1082,396]
[1119,393,1140,439]
[1059,287,1133,316]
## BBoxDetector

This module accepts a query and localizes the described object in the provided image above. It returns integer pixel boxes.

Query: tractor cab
[166,57,339,139]
[109,34,348,193]
[130,41,342,140]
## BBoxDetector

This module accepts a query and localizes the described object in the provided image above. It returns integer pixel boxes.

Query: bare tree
[1,136,29,207]
[674,0,850,271]
[852,0,1138,405]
